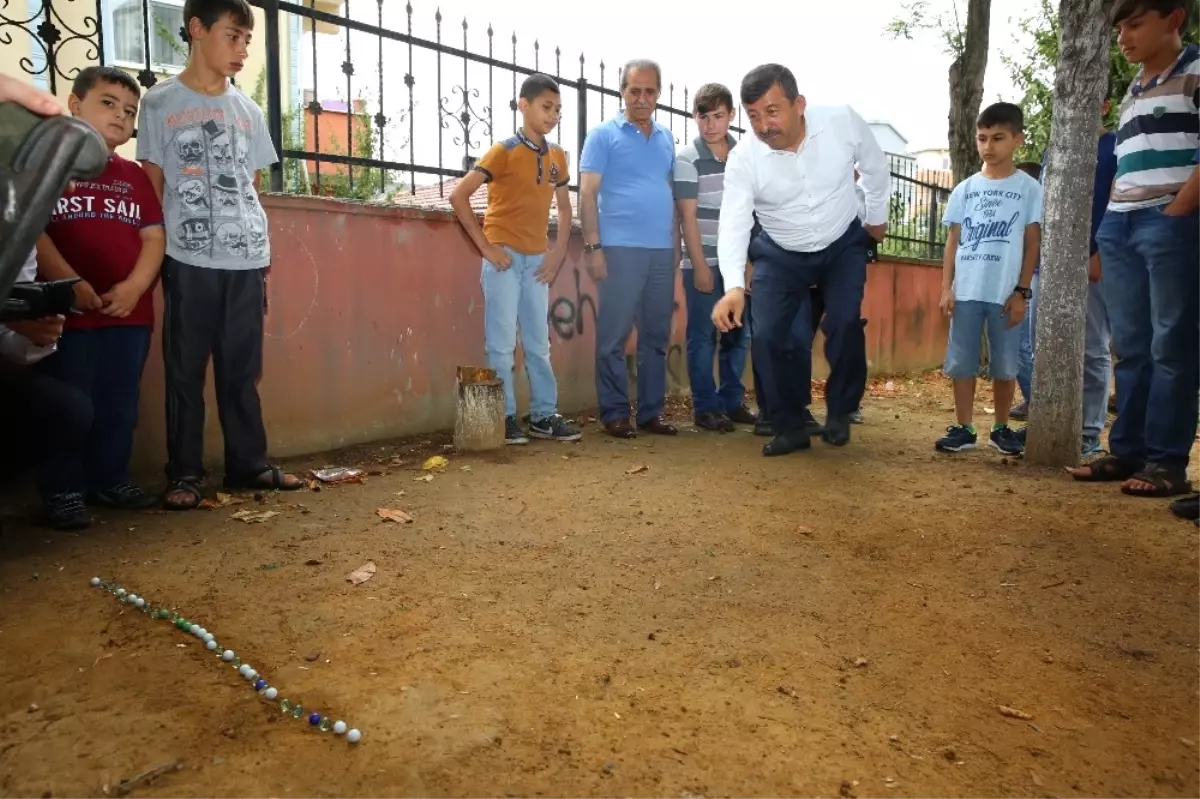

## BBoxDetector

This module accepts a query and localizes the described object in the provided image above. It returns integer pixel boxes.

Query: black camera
[0,278,80,323]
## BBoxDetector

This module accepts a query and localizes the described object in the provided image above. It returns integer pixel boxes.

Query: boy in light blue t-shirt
[936,102,1043,456]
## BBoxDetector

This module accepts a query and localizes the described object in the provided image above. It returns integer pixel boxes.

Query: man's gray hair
[620,59,662,91]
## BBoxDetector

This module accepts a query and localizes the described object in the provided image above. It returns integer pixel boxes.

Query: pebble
[28,703,39,713]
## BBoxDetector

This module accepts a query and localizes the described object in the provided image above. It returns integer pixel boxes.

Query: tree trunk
[453,366,505,452]
[947,0,993,184]
[1024,0,1116,467]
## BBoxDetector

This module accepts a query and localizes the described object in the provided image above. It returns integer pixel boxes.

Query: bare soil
[1,376,1197,798]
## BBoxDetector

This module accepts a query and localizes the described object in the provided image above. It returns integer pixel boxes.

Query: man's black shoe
[754,420,774,437]
[762,431,811,456]
[822,414,851,447]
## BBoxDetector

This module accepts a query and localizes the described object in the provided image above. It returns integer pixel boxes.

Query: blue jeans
[481,249,557,420]
[595,247,676,425]
[36,325,151,493]
[1097,206,1200,470]
[748,223,868,434]
[945,301,1022,380]
[1016,274,1039,402]
[1016,276,1111,447]
[682,268,750,415]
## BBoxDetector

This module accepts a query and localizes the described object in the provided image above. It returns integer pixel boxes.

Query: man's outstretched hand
[712,288,746,333]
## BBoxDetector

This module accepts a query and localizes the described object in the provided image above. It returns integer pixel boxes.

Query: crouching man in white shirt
[0,250,95,530]
[712,64,888,457]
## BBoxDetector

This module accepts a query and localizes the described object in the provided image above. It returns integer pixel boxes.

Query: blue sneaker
[989,425,1024,455]
[935,425,978,452]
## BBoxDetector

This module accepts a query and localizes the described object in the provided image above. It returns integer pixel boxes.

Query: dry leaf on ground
[198,492,244,510]
[998,705,1033,720]
[346,561,376,585]
[230,510,280,524]
[376,507,414,524]
[626,465,649,475]
[413,474,434,483]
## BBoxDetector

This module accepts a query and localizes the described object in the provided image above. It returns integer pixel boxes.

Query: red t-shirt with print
[43,153,164,330]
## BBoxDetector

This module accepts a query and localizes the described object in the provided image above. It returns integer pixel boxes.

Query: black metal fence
[2,0,949,258]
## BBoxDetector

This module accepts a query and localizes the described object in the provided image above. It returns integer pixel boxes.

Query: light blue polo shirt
[579,116,676,249]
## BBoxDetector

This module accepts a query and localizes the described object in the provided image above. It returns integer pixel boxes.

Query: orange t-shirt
[475,131,570,255]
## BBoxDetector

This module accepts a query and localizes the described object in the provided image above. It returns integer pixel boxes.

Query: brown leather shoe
[638,416,678,436]
[604,418,637,439]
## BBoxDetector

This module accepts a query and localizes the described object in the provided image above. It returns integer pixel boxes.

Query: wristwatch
[1014,285,1032,300]
[584,242,602,254]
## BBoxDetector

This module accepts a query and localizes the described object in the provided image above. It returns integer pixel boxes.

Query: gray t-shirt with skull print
[136,77,278,269]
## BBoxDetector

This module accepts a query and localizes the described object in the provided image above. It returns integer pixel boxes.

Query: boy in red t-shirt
[35,65,165,529]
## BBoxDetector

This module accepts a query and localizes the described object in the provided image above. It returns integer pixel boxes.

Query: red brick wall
[129,195,948,469]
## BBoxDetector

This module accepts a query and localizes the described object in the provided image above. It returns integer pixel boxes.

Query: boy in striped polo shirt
[674,83,757,432]
[1071,0,1198,497]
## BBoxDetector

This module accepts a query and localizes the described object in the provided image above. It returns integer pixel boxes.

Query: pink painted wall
[129,195,947,470]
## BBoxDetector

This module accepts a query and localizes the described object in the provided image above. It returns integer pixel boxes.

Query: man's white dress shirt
[716,105,890,290]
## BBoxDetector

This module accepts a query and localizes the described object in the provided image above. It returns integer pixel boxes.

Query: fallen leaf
[422,455,450,471]
[998,705,1033,720]
[1030,771,1044,787]
[376,507,414,524]
[626,465,649,475]
[413,474,434,483]
[304,558,322,566]
[393,490,407,497]
[198,492,245,510]
[347,561,376,585]
[460,464,472,472]
[230,510,280,524]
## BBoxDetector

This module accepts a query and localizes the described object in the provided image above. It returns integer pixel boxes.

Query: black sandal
[1121,464,1193,498]
[1071,455,1142,483]
[223,465,303,492]
[163,479,204,511]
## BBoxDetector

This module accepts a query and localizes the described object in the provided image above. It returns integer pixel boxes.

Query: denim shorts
[944,300,1023,380]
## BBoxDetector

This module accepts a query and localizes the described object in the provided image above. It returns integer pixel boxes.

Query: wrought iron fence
[2,0,950,259]
[881,154,953,261]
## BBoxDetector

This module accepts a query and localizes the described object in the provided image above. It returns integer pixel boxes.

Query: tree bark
[1024,0,1116,467]
[947,0,993,184]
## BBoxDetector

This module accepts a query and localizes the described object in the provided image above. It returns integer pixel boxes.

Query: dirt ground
[0,375,1197,799]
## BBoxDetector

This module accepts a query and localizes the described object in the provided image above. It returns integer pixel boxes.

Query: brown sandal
[1121,464,1193,498]
[1071,455,1142,482]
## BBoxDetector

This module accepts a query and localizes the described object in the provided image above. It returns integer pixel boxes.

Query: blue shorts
[944,300,1023,380]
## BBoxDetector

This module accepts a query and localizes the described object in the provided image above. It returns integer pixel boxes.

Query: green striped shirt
[1110,43,1200,211]
[672,135,737,269]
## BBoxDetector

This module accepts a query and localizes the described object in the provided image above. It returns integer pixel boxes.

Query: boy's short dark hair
[693,83,734,115]
[1114,0,1191,30]
[1016,161,1043,180]
[740,64,799,106]
[977,102,1025,133]
[71,65,141,100]
[182,0,254,41]
[519,73,559,103]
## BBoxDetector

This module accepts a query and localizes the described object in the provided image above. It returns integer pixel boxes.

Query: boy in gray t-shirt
[138,0,303,509]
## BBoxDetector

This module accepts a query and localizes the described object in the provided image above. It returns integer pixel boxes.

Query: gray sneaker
[528,414,582,442]
[505,416,529,445]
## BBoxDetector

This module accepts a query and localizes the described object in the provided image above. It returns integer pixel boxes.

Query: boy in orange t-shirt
[449,73,581,444]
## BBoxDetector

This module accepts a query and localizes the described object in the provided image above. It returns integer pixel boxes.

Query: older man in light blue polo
[579,58,679,439]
